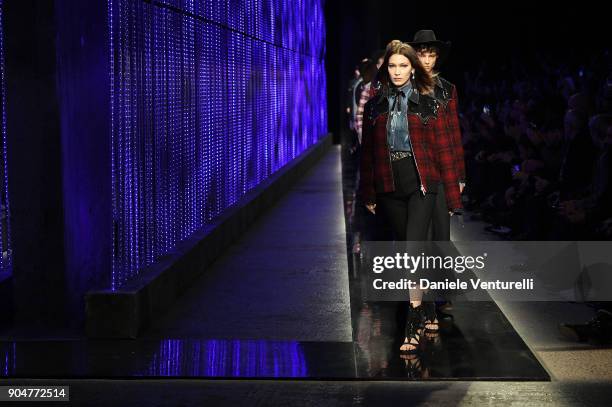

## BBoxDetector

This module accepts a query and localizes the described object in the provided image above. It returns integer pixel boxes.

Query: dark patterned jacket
[433,76,466,183]
[359,88,463,212]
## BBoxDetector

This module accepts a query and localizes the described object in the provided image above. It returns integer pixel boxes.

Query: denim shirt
[386,81,413,151]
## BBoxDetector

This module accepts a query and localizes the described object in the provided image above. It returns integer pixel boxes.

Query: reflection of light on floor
[141,339,308,377]
[3,346,7,376]
[0,342,15,376]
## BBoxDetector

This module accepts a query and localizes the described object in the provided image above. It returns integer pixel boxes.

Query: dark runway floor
[0,298,546,380]
[352,302,547,380]
[0,144,549,384]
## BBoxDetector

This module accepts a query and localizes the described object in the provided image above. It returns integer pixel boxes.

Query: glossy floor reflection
[0,325,546,380]
[0,145,549,381]
[352,302,548,379]
[0,339,357,379]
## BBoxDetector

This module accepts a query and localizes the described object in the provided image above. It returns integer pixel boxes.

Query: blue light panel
[109,0,327,288]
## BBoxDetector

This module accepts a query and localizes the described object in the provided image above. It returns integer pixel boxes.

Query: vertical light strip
[110,0,327,287]
[109,0,116,290]
[0,0,11,276]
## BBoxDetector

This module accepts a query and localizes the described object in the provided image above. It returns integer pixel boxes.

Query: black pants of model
[431,184,450,240]
[376,157,436,241]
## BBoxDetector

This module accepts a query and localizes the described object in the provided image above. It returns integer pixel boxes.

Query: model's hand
[449,211,454,216]
[459,182,465,194]
[366,203,376,214]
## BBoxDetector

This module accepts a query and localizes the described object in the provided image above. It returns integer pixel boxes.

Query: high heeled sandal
[400,304,424,353]
[423,301,439,333]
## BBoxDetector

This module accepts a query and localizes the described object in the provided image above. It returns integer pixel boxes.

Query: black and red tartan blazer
[359,88,463,212]
[434,76,466,183]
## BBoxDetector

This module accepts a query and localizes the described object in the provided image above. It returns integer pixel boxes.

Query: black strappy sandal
[423,301,439,333]
[400,303,424,353]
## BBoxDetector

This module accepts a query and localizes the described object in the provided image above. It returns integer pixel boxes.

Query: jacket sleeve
[433,113,463,212]
[359,101,376,205]
[447,85,466,183]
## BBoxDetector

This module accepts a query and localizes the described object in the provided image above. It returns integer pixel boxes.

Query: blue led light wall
[109,0,327,288]
[0,0,12,276]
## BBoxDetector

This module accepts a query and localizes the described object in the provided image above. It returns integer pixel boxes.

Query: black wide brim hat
[408,30,451,64]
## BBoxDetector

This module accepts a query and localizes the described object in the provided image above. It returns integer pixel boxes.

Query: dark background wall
[4,0,111,329]
[4,0,68,327]
[325,0,610,139]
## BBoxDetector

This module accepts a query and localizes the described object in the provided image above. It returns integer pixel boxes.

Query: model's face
[387,54,412,87]
[417,50,438,74]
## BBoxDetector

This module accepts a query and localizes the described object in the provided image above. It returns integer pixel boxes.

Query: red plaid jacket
[434,77,466,183]
[359,89,463,212]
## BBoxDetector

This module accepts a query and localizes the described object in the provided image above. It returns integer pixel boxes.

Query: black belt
[390,150,413,161]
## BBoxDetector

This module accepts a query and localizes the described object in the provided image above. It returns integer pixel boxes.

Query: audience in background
[458,51,612,240]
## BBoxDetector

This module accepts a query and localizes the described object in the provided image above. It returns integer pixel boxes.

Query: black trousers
[376,157,436,241]
[431,184,451,240]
